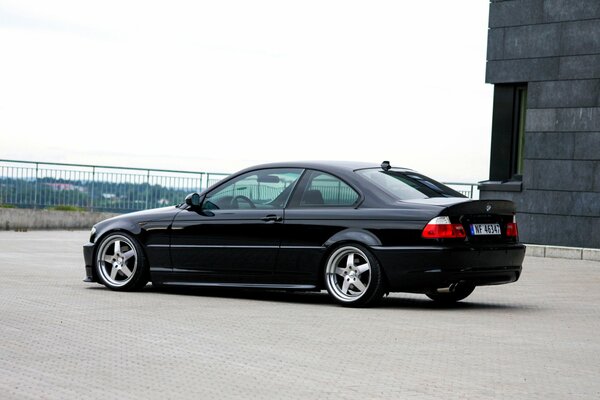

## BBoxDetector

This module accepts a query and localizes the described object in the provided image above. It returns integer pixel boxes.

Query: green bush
[47,205,86,212]
[0,204,16,208]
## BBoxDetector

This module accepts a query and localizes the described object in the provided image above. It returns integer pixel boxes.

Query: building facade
[480,0,600,248]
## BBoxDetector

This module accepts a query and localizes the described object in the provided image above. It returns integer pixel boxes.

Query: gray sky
[0,1,492,181]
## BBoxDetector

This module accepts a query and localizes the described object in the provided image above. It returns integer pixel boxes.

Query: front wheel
[324,244,385,307]
[95,232,148,291]
[426,284,475,304]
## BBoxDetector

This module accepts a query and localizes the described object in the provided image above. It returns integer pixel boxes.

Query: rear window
[356,169,466,200]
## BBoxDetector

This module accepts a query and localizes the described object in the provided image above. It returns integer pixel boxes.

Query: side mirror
[185,192,202,208]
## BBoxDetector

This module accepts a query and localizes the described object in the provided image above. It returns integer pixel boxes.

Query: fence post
[33,163,39,209]
[90,167,95,212]
[145,170,150,209]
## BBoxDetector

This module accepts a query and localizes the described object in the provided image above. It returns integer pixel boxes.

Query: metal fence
[0,159,229,213]
[0,159,478,213]
[444,182,479,200]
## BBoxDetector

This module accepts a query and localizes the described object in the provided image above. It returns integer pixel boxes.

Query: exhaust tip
[436,283,458,293]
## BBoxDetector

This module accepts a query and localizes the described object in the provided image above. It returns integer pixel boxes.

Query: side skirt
[157,281,317,290]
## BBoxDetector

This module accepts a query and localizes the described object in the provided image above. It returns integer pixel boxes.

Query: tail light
[506,215,518,237]
[422,216,466,239]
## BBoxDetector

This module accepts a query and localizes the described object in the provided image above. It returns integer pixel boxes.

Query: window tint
[356,169,465,200]
[204,169,302,210]
[297,171,359,207]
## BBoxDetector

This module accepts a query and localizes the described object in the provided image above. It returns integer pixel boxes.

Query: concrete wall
[483,0,600,248]
[0,209,118,231]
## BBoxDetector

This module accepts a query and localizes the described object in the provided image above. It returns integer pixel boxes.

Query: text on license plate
[470,223,501,235]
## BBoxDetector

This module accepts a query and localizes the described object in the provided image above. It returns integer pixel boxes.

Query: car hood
[99,206,180,225]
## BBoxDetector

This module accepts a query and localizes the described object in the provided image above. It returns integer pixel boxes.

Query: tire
[426,284,475,304]
[95,232,148,291]
[324,244,385,307]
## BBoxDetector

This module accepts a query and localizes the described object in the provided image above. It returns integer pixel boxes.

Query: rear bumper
[372,243,525,292]
[83,242,96,282]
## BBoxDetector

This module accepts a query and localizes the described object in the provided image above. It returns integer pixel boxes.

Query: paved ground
[0,230,599,399]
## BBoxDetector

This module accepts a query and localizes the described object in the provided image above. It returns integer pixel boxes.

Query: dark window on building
[489,84,527,181]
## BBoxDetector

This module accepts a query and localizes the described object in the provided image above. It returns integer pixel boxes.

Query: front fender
[92,219,142,244]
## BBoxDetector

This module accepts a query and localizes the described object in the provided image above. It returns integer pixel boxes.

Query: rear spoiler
[439,200,516,216]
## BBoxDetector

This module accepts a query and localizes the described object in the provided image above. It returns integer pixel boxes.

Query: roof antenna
[381,160,391,171]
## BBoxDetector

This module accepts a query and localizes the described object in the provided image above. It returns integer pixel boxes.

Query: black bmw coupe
[83,161,525,307]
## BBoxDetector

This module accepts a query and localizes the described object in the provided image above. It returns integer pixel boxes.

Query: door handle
[261,214,282,222]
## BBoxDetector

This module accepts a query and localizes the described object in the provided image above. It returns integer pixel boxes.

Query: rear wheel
[426,284,475,304]
[95,232,148,291]
[324,244,385,307]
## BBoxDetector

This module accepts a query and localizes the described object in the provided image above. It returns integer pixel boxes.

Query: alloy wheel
[325,246,372,303]
[96,235,138,288]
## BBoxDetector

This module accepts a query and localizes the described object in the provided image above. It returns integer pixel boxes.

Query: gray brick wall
[484,0,600,248]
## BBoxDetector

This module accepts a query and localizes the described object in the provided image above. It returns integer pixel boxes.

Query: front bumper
[83,242,96,282]
[372,243,525,292]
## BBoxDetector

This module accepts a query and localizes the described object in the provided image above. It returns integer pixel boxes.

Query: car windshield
[355,168,466,200]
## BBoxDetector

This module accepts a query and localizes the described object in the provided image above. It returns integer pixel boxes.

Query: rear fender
[320,228,388,290]
[323,228,382,248]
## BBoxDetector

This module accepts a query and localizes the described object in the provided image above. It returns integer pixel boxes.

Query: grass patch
[47,205,86,212]
[0,204,16,208]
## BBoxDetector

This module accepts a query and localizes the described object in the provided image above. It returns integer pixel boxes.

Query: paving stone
[0,231,599,399]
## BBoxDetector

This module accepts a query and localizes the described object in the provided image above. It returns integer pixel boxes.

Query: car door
[278,170,361,284]
[170,168,303,282]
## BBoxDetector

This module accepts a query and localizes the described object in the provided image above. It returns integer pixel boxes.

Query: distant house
[45,183,85,192]
[479,0,600,249]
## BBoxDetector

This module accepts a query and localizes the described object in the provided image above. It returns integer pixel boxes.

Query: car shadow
[85,284,533,311]
[379,295,534,311]
[85,284,534,311]
[145,285,335,306]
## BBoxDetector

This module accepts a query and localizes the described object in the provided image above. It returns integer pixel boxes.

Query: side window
[297,171,359,207]
[204,168,302,210]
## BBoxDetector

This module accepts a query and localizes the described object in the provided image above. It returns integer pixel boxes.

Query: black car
[83,161,525,307]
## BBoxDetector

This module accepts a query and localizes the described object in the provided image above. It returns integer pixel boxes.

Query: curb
[526,244,600,262]
[0,208,118,231]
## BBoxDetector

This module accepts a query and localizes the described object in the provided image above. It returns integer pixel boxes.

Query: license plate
[470,223,501,236]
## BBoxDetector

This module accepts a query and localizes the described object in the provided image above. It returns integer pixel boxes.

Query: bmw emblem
[485,204,492,212]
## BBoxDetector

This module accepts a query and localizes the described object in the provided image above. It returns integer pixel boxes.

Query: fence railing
[444,182,479,200]
[0,159,478,213]
[0,159,229,213]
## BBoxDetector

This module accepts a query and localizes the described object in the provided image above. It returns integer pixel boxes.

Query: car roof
[238,160,414,174]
